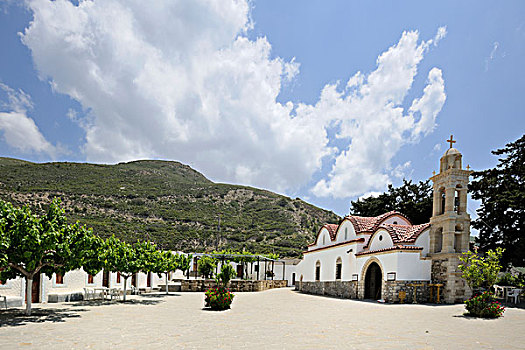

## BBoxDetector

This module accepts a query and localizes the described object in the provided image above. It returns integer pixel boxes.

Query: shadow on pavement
[138,293,181,298]
[0,307,87,328]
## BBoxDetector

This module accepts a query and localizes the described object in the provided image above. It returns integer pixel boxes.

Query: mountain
[0,157,340,257]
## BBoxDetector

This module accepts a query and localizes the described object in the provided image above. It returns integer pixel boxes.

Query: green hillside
[0,157,340,257]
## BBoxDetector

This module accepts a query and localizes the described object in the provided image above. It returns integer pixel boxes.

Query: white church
[295,137,472,303]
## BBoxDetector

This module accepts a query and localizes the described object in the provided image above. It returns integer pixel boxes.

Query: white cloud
[0,83,57,155]
[21,0,447,198]
[311,30,446,198]
[485,41,499,71]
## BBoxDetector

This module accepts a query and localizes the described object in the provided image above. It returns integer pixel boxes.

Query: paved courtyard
[1,287,524,349]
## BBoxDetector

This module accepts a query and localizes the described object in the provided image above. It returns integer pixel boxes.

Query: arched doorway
[364,262,382,300]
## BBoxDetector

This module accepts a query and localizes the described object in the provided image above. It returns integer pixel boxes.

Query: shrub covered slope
[0,157,339,257]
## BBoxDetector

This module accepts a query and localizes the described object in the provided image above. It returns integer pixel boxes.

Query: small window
[335,258,342,280]
[315,261,321,281]
[87,274,94,284]
[322,235,325,245]
[344,227,348,240]
[393,221,398,225]
[379,235,383,241]
[116,272,121,283]
[55,273,64,285]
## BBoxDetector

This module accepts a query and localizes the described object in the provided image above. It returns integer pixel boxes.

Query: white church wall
[368,229,394,251]
[414,229,430,256]
[334,220,356,243]
[311,227,331,250]
[382,215,411,226]
[396,253,431,280]
[356,254,398,282]
[297,243,360,282]
[356,252,430,282]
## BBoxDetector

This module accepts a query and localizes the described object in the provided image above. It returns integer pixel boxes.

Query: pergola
[192,253,286,281]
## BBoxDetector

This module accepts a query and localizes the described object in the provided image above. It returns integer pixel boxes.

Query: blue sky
[0,0,524,218]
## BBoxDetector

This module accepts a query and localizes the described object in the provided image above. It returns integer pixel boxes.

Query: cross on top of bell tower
[447,135,456,148]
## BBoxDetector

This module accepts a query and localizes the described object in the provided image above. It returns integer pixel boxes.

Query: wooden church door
[364,262,382,300]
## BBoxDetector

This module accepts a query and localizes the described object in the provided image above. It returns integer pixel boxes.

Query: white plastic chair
[493,285,505,299]
[507,288,522,304]
[83,287,95,301]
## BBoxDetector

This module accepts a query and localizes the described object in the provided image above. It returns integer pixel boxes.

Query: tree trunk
[25,276,33,316]
[123,276,128,301]
[165,272,169,295]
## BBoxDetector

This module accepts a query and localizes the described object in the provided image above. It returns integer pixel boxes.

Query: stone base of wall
[48,292,84,303]
[432,255,471,304]
[159,284,182,292]
[296,280,431,303]
[181,279,287,292]
[2,296,23,307]
[295,281,358,299]
[383,281,430,303]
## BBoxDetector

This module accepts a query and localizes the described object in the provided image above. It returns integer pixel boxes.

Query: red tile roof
[324,224,339,241]
[381,223,430,244]
[355,245,423,256]
[345,211,413,233]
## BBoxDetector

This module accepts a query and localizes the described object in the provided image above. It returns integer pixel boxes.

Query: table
[428,283,443,303]
[93,287,122,300]
[407,283,424,304]
[93,287,108,300]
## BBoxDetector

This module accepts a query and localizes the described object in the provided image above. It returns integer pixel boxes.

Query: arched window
[454,185,462,214]
[315,261,321,281]
[322,235,325,245]
[440,189,446,214]
[435,228,443,253]
[344,227,348,240]
[335,257,342,280]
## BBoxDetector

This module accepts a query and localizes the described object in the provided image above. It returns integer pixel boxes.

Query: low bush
[204,286,234,310]
[465,292,505,318]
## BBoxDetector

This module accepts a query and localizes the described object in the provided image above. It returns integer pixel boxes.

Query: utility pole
[216,213,222,250]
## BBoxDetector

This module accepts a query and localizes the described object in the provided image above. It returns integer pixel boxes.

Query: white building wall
[368,228,394,251]
[382,215,411,226]
[297,243,361,282]
[396,253,431,280]
[415,230,430,256]
[357,254,398,281]
[356,252,431,282]
[334,220,357,243]
[0,276,24,297]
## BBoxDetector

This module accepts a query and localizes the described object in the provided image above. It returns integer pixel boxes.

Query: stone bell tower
[429,135,473,303]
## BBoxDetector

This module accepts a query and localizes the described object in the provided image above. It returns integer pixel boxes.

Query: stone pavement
[0,287,524,349]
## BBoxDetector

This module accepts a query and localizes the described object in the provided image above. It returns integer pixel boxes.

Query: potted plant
[204,264,236,310]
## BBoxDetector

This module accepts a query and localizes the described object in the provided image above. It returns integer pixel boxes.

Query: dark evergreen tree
[470,135,525,267]
[349,179,432,225]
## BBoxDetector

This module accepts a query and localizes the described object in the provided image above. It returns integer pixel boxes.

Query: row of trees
[0,199,192,315]
[196,250,279,280]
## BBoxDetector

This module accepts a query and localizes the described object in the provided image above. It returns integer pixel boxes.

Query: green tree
[177,253,192,279]
[150,250,180,294]
[197,255,217,279]
[0,199,102,315]
[349,179,432,224]
[216,264,236,287]
[470,135,525,267]
[102,237,154,301]
[458,248,504,292]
